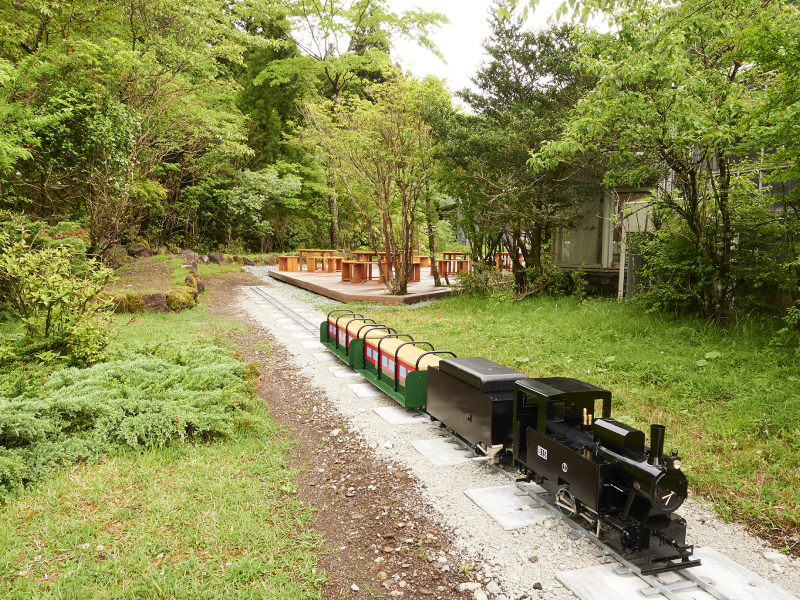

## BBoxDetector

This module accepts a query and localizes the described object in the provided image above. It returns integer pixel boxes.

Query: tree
[303,72,448,295]
[253,0,448,248]
[435,9,599,292]
[530,0,780,320]
[223,167,303,252]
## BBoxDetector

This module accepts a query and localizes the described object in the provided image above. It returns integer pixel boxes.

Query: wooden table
[298,249,336,271]
[353,251,379,262]
[342,260,378,283]
[409,262,421,282]
[278,255,298,271]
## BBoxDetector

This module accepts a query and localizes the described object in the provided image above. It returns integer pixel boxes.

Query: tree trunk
[328,168,338,249]
[424,194,442,286]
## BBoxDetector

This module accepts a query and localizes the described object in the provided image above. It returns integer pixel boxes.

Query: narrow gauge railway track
[249,286,737,600]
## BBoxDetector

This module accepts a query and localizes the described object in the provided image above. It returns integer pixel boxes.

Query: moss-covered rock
[184,274,197,290]
[105,292,129,313]
[127,293,145,312]
[104,244,129,269]
[166,286,198,311]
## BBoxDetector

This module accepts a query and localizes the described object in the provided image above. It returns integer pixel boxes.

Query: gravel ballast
[241,267,800,599]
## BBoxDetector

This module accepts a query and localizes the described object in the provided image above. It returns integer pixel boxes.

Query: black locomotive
[425,357,697,574]
[512,377,698,575]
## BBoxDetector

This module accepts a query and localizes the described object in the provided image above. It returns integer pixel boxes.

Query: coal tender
[512,377,698,575]
[426,357,526,462]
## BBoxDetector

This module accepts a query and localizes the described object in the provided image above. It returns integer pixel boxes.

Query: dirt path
[204,272,472,599]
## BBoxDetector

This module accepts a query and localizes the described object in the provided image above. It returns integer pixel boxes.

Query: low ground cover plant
[0,340,262,500]
[365,295,800,544]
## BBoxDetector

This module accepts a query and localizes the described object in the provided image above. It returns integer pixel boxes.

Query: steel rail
[249,286,321,334]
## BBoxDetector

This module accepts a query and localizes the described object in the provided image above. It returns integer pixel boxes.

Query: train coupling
[472,444,504,464]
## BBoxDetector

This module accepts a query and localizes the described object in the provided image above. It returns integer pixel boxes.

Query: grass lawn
[355,295,800,543]
[0,284,325,598]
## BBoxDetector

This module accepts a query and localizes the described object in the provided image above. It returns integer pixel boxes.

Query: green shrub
[0,231,114,364]
[0,341,263,499]
[455,263,514,301]
[166,286,198,311]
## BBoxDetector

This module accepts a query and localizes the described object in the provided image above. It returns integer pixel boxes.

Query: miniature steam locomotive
[321,311,698,574]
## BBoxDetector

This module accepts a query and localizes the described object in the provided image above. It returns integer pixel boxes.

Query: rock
[377,572,388,580]
[199,255,209,264]
[166,286,198,311]
[196,280,206,293]
[141,293,171,313]
[168,246,180,254]
[774,564,785,574]
[528,556,538,563]
[764,551,790,565]
[243,257,256,266]
[208,252,223,265]
[351,584,360,591]
[389,592,404,598]
[368,442,378,449]
[474,591,488,600]
[383,442,393,449]
[330,429,341,437]
[532,582,543,590]
[459,582,481,592]
[139,248,159,258]
[496,595,508,600]
[486,581,502,594]
[179,250,199,262]
[127,244,148,256]
[543,519,556,530]
[419,589,432,596]
[265,254,278,266]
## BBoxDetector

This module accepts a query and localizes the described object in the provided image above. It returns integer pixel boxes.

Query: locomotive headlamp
[672,459,682,470]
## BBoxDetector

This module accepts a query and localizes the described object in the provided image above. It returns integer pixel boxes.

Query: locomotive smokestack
[648,424,665,466]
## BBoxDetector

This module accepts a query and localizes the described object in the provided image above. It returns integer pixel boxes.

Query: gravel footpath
[242,266,800,600]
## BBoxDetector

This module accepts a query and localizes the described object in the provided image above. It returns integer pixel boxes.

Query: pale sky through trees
[388,0,569,99]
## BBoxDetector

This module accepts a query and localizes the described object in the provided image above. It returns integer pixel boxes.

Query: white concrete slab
[373,406,428,425]
[463,485,551,531]
[410,439,472,467]
[347,383,384,398]
[269,313,283,318]
[328,366,362,379]
[281,324,303,331]
[300,341,325,349]
[556,547,799,600]
[290,332,314,339]
[312,352,337,362]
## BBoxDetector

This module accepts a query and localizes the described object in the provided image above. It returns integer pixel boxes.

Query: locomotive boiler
[512,377,699,575]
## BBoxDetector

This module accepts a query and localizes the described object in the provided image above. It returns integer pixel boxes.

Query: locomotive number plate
[537,446,547,460]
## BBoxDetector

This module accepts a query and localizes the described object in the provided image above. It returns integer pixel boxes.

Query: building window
[555,199,603,266]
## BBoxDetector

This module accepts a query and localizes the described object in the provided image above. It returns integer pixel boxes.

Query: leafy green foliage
[0,340,262,500]
[0,230,114,363]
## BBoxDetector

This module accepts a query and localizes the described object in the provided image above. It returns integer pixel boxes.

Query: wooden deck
[268,268,453,305]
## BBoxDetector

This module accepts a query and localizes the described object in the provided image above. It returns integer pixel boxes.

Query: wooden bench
[278,255,298,271]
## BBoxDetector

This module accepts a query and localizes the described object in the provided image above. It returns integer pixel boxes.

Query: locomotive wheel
[555,486,578,517]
